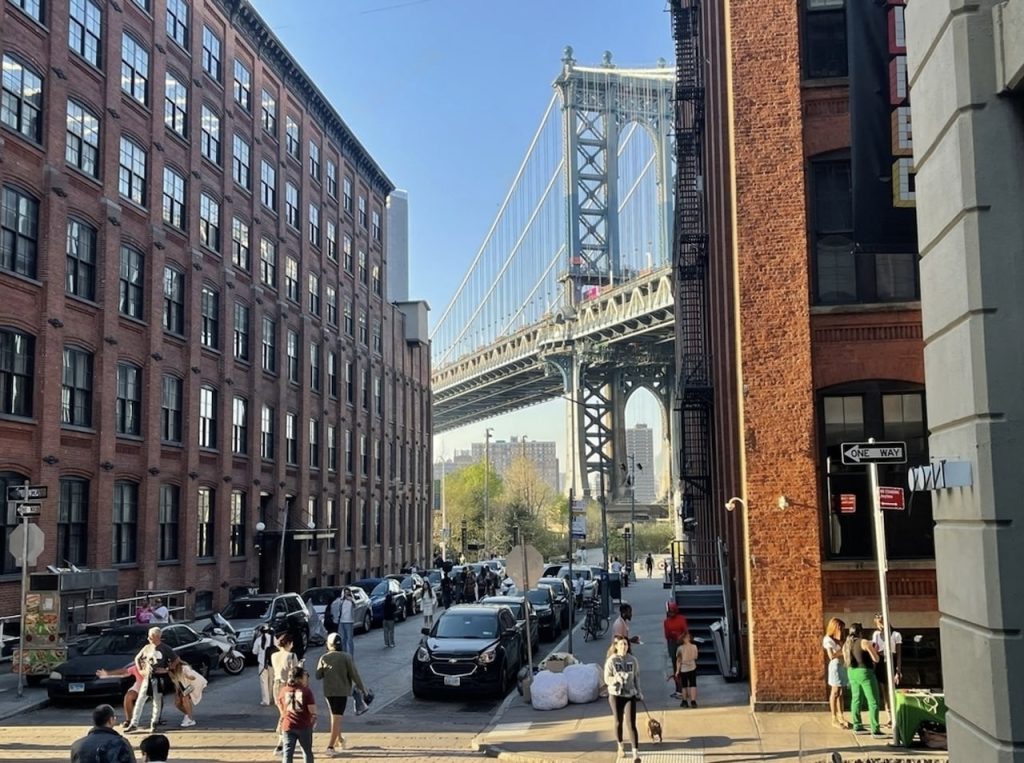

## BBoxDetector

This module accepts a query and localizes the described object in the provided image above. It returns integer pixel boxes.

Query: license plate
[443,675,461,687]
[69,683,85,693]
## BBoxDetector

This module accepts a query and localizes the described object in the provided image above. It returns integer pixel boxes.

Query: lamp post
[621,456,643,568]
[483,427,493,559]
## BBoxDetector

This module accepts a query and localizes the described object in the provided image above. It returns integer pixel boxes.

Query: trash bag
[530,670,569,711]
[539,652,578,673]
[564,663,602,704]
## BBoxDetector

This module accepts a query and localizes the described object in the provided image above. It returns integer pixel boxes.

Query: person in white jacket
[604,635,643,763]
[421,583,437,628]
[251,624,276,706]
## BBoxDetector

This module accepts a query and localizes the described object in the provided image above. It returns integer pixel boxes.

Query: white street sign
[841,441,906,465]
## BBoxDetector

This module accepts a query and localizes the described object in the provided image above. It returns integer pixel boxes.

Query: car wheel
[25,675,44,687]
[497,661,511,698]
[362,611,373,632]
[412,682,428,700]
[398,605,407,623]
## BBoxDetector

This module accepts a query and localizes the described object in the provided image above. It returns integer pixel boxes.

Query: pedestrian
[573,574,585,609]
[421,582,437,629]
[843,622,884,737]
[252,624,277,706]
[440,574,453,609]
[611,603,641,646]
[95,663,144,725]
[463,569,476,603]
[70,703,136,763]
[125,627,179,734]
[271,632,300,756]
[823,617,850,729]
[674,630,699,707]
[604,634,643,763]
[316,632,369,756]
[138,733,170,762]
[381,592,397,648]
[277,665,318,763]
[610,557,623,575]
[167,660,205,728]
[663,601,688,667]
[135,600,153,625]
[149,599,171,624]
[645,554,654,578]
[334,588,356,655]
[871,613,903,724]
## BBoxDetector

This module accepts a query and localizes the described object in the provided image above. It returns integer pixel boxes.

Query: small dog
[646,716,663,743]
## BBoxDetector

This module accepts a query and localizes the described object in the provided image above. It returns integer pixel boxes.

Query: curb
[0,696,48,722]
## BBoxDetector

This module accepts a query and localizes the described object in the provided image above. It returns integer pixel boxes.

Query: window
[119,245,144,318]
[372,265,381,296]
[285,257,299,301]
[343,234,353,273]
[68,0,103,66]
[804,0,847,79]
[327,350,337,397]
[345,360,354,403]
[162,265,184,334]
[115,362,141,435]
[308,418,319,468]
[200,105,220,164]
[199,384,217,448]
[309,141,320,180]
[1,56,43,143]
[66,219,96,300]
[326,220,337,262]
[285,183,299,229]
[343,177,352,213]
[230,491,246,557]
[232,396,247,454]
[326,161,337,198]
[120,35,149,105]
[371,210,381,242]
[162,166,186,229]
[308,272,320,316]
[285,412,297,464]
[232,134,250,189]
[260,160,276,209]
[326,285,337,326]
[374,440,382,477]
[358,311,368,346]
[231,217,250,270]
[165,0,188,49]
[343,302,353,336]
[196,487,214,557]
[131,0,149,9]
[260,404,274,459]
[118,137,147,205]
[158,484,179,561]
[308,204,320,247]
[326,498,337,550]
[358,196,367,228]
[327,425,337,472]
[261,89,276,135]
[61,347,92,426]
[285,116,299,158]
[307,496,319,552]
[260,237,277,287]
[233,59,251,110]
[372,320,381,354]
[58,477,89,566]
[361,367,369,409]
[164,72,188,137]
[373,373,382,415]
[66,100,99,177]
[112,481,138,564]
[161,374,182,442]
[360,433,368,475]
[201,26,221,81]
[261,316,276,372]
[233,301,250,361]
[358,249,367,285]
[199,192,220,251]
[8,0,42,22]
[0,328,34,417]
[200,285,219,349]
[345,429,353,472]
[309,341,320,392]
[286,329,299,383]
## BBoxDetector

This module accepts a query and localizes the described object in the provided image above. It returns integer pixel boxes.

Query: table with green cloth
[894,689,946,746]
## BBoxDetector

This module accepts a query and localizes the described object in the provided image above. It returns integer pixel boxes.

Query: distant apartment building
[468,437,559,493]
[386,189,409,302]
[624,425,656,503]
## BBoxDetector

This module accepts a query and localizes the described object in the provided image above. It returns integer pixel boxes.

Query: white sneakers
[180,717,196,728]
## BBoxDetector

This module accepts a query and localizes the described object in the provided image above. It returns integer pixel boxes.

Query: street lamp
[483,427,493,559]
[256,510,316,594]
[621,456,643,569]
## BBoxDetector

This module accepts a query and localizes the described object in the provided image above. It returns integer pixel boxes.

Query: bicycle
[582,601,609,641]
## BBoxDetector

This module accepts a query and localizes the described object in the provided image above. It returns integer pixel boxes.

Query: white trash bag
[530,670,569,711]
[563,662,602,704]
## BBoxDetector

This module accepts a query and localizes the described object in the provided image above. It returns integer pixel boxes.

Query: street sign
[571,516,586,540]
[7,485,47,501]
[570,499,586,515]
[9,522,44,566]
[839,494,856,514]
[879,486,905,511]
[10,502,40,517]
[841,441,907,465]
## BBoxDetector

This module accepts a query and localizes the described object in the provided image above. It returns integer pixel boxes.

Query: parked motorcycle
[201,614,246,675]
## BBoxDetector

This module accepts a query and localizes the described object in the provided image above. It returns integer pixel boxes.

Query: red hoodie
[663,608,689,644]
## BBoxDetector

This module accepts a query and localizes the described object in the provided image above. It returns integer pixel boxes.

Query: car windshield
[434,613,499,639]
[220,599,271,620]
[82,630,148,656]
[370,581,389,597]
[352,580,379,596]
[526,590,549,606]
[426,571,441,585]
[302,589,336,607]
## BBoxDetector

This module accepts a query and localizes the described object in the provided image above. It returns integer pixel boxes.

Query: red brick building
[674,0,936,705]
[0,0,432,620]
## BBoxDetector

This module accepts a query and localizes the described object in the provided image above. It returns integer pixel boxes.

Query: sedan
[301,586,374,633]
[480,595,540,661]
[351,578,409,625]
[46,624,221,702]
[412,605,523,699]
[525,587,562,641]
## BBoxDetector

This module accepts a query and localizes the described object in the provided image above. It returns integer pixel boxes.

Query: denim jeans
[383,618,395,647]
[339,621,355,655]
[282,727,313,762]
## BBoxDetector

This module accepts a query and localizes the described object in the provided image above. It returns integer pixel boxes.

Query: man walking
[612,603,641,646]
[70,704,136,763]
[645,554,654,579]
[333,588,356,655]
[382,592,397,648]
[125,627,179,733]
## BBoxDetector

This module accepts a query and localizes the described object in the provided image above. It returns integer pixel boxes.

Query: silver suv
[219,592,310,656]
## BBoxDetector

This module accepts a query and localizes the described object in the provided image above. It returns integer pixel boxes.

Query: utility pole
[483,427,493,559]
[622,455,642,568]
[440,453,447,562]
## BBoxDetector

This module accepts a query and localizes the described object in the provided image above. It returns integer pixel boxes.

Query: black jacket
[70,726,136,763]
[382,594,397,620]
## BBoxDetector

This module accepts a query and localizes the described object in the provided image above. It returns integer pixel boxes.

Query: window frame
[201,25,222,82]
[120,33,150,106]
[233,300,250,361]
[65,218,96,300]
[0,327,34,417]
[161,166,186,230]
[165,0,189,50]
[118,245,144,319]
[61,346,93,427]
[112,480,138,564]
[161,374,183,443]
[115,361,141,436]
[118,136,147,206]
[198,384,218,449]
[1,55,44,144]
[65,99,100,177]
[162,264,185,335]
[164,72,188,137]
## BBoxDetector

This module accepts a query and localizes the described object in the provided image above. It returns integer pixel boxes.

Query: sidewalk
[0,669,49,722]
[473,577,949,763]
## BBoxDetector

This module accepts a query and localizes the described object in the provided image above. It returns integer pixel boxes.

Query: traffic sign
[9,522,44,566]
[12,503,39,517]
[506,544,544,591]
[7,485,47,501]
[571,516,586,540]
[570,499,586,515]
[841,441,906,465]
[839,494,856,514]
[879,486,905,511]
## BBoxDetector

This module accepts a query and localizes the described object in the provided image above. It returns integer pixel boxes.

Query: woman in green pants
[843,622,885,737]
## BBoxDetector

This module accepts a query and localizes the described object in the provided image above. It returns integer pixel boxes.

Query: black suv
[525,587,562,641]
[413,604,523,699]
[387,572,425,616]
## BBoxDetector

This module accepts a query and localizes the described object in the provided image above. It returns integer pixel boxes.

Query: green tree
[438,462,502,554]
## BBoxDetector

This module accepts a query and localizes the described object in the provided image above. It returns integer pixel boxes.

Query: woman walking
[604,634,643,763]
[421,583,437,629]
[674,630,699,708]
[823,617,849,728]
[277,665,318,763]
[271,633,300,755]
[381,593,397,648]
[316,632,368,756]
[253,624,277,706]
[843,622,884,737]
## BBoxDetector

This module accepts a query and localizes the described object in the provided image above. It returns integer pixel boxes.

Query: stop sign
[505,544,544,592]
[9,522,44,566]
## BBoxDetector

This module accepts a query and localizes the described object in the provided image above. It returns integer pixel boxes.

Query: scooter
[201,614,246,675]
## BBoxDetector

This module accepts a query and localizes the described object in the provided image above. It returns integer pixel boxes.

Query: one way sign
[841,441,907,465]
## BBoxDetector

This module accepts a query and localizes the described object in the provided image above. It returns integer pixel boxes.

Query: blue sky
[250,0,675,474]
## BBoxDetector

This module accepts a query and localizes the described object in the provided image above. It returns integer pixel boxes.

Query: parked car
[552,565,597,600]
[46,624,221,702]
[301,586,373,633]
[351,578,409,625]
[423,569,444,598]
[412,604,523,699]
[524,587,562,641]
[218,593,310,657]
[536,576,572,628]
[480,595,539,661]
[386,572,425,616]
[482,559,506,579]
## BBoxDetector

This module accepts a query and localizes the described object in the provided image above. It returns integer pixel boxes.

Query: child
[674,630,699,708]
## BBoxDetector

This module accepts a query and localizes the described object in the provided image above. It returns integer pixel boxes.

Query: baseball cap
[326,632,341,648]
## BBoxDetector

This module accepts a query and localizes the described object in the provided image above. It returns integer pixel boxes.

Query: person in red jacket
[663,601,689,697]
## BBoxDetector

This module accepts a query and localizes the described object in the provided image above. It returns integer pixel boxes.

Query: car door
[170,625,206,668]
[497,609,521,670]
